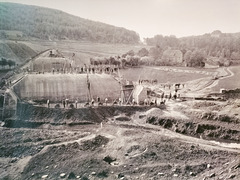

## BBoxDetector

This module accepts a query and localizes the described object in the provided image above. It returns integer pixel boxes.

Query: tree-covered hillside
[0,2,140,44]
[144,31,240,67]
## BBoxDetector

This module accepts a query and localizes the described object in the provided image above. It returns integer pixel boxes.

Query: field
[22,40,150,66]
[120,66,216,83]
[0,30,23,40]
[23,40,149,55]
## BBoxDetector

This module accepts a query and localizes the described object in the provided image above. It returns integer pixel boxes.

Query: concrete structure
[133,85,148,104]
[120,80,134,104]
[13,74,121,102]
[31,49,73,73]
[32,57,71,72]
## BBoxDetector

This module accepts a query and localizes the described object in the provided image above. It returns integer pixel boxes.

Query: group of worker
[46,95,175,109]
[46,65,119,75]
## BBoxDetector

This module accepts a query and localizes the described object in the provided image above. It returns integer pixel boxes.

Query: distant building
[162,49,183,64]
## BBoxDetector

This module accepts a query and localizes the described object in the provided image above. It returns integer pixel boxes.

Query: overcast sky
[1,0,240,39]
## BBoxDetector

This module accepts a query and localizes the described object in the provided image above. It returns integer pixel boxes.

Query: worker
[118,97,122,105]
[91,98,95,106]
[47,99,50,108]
[105,98,108,106]
[132,98,135,105]
[75,99,78,108]
[62,99,66,108]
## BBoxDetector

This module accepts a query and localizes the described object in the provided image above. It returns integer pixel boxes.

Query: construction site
[0,49,240,180]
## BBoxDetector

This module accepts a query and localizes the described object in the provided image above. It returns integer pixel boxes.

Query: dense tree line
[0,2,140,44]
[90,50,141,68]
[0,58,16,69]
[144,31,240,67]
[90,30,240,68]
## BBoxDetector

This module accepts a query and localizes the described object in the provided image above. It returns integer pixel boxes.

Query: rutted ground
[145,100,240,143]
[1,123,239,180]
[1,99,240,180]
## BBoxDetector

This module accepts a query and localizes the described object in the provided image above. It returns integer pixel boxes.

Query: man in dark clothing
[97,96,100,103]
[62,99,66,108]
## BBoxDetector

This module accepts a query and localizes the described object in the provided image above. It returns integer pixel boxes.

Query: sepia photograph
[0,0,240,179]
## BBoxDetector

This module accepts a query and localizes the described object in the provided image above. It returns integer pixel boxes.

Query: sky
[1,0,240,39]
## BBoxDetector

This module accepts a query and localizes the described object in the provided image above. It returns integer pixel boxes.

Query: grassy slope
[0,42,18,61]
[120,66,215,83]
[22,40,150,65]
[0,41,37,64]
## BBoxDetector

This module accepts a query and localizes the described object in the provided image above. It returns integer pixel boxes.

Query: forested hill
[143,30,240,66]
[0,2,140,44]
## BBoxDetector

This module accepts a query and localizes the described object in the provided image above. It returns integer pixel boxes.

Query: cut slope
[0,41,37,64]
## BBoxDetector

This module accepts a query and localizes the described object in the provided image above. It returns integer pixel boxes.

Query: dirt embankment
[1,101,240,180]
[146,116,240,143]
[17,129,240,180]
[5,99,240,143]
[0,128,87,159]
[5,104,152,128]
[1,125,238,180]
[146,100,240,143]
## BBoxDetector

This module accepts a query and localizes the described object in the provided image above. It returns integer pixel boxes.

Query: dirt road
[1,120,239,180]
[1,99,239,180]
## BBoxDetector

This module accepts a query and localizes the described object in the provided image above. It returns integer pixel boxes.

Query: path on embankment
[181,67,234,97]
[196,67,234,92]
[128,103,240,153]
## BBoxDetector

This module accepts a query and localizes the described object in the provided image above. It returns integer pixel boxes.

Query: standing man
[91,98,95,106]
[97,96,101,106]
[75,99,78,108]
[97,96,100,103]
[105,98,108,106]
[161,92,165,101]
[169,92,172,100]
[132,98,135,106]
[65,98,69,108]
[118,97,122,105]
[144,98,148,106]
[62,99,66,108]
[47,99,50,108]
